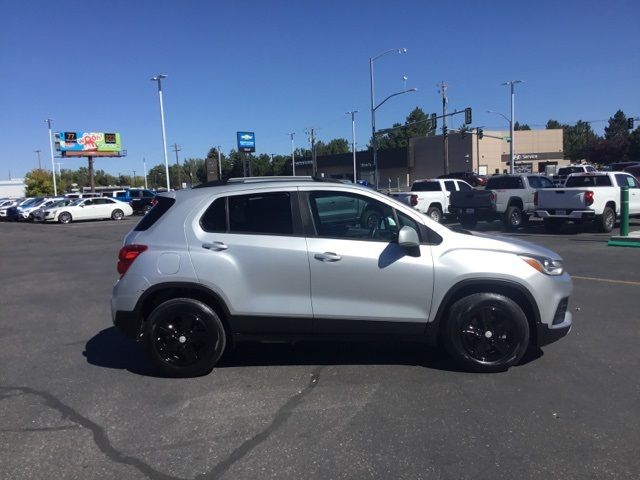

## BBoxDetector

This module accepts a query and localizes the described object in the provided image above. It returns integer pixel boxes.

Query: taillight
[151,198,158,206]
[534,191,538,206]
[410,194,418,207]
[117,244,147,276]
[584,191,594,206]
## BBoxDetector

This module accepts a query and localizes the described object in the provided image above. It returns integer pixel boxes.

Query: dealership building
[294,128,567,188]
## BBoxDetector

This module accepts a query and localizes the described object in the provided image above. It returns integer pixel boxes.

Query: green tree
[601,110,631,163]
[378,107,433,150]
[546,119,563,129]
[25,169,54,196]
[564,120,598,161]
[627,127,640,161]
[514,122,531,131]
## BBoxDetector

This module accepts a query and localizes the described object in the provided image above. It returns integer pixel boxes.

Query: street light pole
[35,150,42,170]
[346,111,358,182]
[487,109,512,173]
[370,47,407,187]
[143,158,148,189]
[289,132,296,175]
[217,145,222,180]
[151,74,171,190]
[501,80,523,174]
[45,118,57,196]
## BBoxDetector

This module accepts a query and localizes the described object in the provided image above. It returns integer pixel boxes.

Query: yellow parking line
[573,275,640,286]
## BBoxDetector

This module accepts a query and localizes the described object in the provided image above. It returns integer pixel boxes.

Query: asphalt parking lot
[1,217,639,480]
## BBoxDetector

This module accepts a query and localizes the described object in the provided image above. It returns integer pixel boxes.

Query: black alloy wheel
[146,298,226,377]
[445,293,529,372]
[111,209,124,220]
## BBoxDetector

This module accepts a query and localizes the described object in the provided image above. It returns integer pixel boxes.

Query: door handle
[314,252,341,262]
[202,241,228,251]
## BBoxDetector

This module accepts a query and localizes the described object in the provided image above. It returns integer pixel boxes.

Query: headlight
[520,255,563,276]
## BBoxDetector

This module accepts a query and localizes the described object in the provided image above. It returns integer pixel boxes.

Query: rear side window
[444,181,456,192]
[411,181,440,192]
[565,176,612,187]
[458,182,473,191]
[134,196,176,231]
[200,197,227,232]
[486,176,524,189]
[228,192,293,235]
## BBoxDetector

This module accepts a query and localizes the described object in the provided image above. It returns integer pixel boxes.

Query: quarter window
[457,182,473,191]
[200,197,227,232]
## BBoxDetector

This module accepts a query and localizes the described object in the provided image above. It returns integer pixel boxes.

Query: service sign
[236,131,255,153]
[55,132,121,153]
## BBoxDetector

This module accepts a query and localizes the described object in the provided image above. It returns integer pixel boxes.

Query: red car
[438,172,487,187]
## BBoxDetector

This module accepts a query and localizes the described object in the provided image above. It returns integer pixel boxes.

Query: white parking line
[573,275,640,287]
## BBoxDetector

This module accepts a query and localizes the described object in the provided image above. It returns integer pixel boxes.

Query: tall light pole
[151,74,171,190]
[217,145,222,180]
[34,150,42,170]
[143,158,148,189]
[288,132,296,175]
[346,111,358,182]
[487,109,512,174]
[501,80,523,174]
[370,47,407,187]
[45,119,57,196]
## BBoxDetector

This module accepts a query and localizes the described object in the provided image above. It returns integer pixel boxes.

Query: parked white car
[50,197,133,224]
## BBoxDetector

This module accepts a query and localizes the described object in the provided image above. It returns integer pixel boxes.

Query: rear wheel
[58,212,72,224]
[111,209,124,221]
[145,298,227,377]
[459,215,477,229]
[360,209,382,230]
[503,205,523,230]
[426,206,442,223]
[595,206,615,233]
[444,293,530,372]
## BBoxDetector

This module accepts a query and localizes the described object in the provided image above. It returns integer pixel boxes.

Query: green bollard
[620,186,629,237]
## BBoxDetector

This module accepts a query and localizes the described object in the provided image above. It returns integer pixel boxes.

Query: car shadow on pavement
[84,327,544,377]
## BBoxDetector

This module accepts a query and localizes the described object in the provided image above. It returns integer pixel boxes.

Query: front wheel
[58,212,72,224]
[145,298,227,377]
[444,293,530,372]
[426,206,442,223]
[111,209,124,221]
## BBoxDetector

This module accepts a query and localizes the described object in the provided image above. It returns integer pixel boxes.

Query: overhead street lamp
[370,47,408,187]
[151,74,171,191]
[501,80,523,174]
[487,109,512,173]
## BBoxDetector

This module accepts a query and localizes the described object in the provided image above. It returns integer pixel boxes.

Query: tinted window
[115,192,127,198]
[134,196,176,231]
[565,175,612,187]
[615,174,638,188]
[411,181,440,192]
[228,192,293,235]
[486,176,524,189]
[200,197,227,232]
[444,181,456,192]
[309,191,396,242]
[539,177,555,188]
[558,167,584,176]
[527,176,541,189]
[458,182,473,191]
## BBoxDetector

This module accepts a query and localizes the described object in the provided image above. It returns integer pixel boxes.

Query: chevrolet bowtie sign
[236,131,256,153]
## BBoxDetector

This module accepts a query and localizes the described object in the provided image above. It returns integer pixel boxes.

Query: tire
[426,206,443,223]
[444,292,530,373]
[360,209,382,230]
[543,219,564,233]
[58,212,72,224]
[111,209,124,221]
[503,205,523,230]
[145,298,227,377]
[595,206,615,233]
[459,215,477,229]
[143,205,153,214]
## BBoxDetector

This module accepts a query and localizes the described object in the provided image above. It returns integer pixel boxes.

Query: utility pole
[172,143,181,189]
[289,132,296,175]
[346,111,359,182]
[143,158,148,189]
[502,80,523,174]
[307,128,317,176]
[439,81,449,175]
[133,170,137,186]
[45,118,57,196]
[35,150,42,169]
[217,146,222,181]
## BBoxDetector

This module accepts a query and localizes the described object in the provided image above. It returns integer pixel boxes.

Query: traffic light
[629,118,635,129]
[477,128,484,139]
[443,126,448,137]
[465,107,472,125]
[431,113,437,130]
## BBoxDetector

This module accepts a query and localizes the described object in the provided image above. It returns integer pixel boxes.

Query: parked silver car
[112,177,572,376]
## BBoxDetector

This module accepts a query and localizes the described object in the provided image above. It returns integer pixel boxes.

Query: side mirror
[398,226,420,249]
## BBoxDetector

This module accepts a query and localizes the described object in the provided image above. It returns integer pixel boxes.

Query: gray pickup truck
[449,174,555,230]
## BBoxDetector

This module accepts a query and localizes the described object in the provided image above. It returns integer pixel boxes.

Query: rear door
[187,189,313,334]
[302,188,434,333]
[615,174,640,214]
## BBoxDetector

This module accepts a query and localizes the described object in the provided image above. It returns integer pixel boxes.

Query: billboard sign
[55,132,122,154]
[236,131,255,153]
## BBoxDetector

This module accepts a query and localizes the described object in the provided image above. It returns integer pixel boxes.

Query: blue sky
[1,0,638,178]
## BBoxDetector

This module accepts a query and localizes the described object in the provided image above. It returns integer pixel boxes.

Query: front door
[303,189,434,334]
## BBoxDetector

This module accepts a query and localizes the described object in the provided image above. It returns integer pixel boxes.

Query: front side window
[308,191,398,242]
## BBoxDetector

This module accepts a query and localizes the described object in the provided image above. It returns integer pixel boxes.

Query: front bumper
[537,312,572,346]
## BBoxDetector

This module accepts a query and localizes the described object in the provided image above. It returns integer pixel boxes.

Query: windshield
[49,199,71,208]
[565,175,612,187]
[69,199,84,206]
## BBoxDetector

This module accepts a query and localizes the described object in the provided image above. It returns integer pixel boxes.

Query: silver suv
[112,177,572,376]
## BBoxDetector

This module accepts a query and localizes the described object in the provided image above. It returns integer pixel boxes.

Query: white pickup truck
[389,178,474,223]
[535,171,640,232]
[551,164,597,186]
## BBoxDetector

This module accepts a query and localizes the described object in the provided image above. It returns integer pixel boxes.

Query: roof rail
[193,175,346,189]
